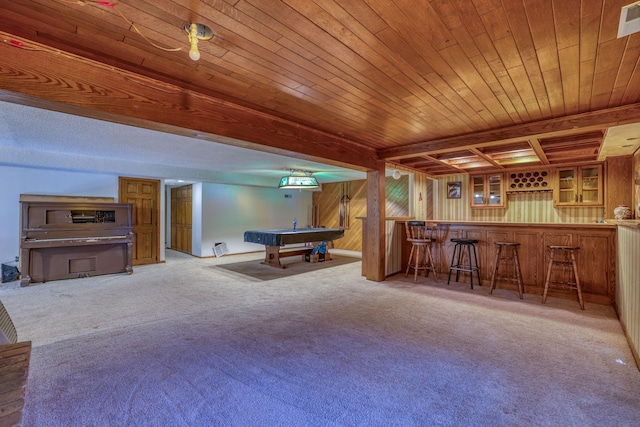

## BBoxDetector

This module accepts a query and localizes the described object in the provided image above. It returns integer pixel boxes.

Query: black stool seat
[450,238,478,244]
[489,242,524,299]
[447,238,481,288]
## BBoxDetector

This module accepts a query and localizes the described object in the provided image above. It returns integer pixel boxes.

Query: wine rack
[507,170,551,192]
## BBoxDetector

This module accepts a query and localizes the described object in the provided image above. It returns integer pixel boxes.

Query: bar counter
[390,220,617,305]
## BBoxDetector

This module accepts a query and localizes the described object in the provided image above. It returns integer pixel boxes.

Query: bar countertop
[606,219,640,229]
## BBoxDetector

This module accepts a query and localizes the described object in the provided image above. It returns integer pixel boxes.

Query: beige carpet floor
[0,249,638,426]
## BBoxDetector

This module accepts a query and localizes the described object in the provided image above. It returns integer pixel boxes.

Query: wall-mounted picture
[447,181,461,199]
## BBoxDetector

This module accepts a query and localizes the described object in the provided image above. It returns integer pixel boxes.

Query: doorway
[170,185,193,254]
[119,177,160,265]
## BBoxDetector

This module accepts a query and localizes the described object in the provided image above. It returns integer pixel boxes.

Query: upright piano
[20,201,133,286]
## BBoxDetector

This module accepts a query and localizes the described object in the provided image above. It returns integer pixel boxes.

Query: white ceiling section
[0,101,366,188]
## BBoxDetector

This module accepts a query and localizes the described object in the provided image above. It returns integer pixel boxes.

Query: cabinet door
[556,168,577,205]
[554,165,603,206]
[579,165,602,204]
[470,174,504,207]
[487,174,503,206]
[471,175,486,206]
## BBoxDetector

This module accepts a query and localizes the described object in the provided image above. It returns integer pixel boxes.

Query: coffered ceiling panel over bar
[2,0,640,174]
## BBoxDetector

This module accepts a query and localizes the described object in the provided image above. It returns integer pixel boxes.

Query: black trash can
[1,262,20,283]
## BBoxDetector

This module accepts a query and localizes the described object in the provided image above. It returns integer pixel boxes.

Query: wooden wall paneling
[313,180,366,251]
[313,183,338,229]
[605,155,634,219]
[616,225,640,370]
[386,175,410,217]
[314,175,412,252]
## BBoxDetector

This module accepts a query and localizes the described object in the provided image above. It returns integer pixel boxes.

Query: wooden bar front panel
[399,222,616,305]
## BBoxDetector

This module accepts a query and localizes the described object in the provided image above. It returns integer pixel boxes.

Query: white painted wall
[192,183,203,257]
[0,165,167,266]
[0,164,313,266]
[0,165,118,263]
[199,183,313,257]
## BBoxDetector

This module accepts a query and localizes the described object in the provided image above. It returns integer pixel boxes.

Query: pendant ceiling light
[278,170,319,189]
[184,23,213,61]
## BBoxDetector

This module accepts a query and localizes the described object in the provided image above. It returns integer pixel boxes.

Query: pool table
[244,227,345,268]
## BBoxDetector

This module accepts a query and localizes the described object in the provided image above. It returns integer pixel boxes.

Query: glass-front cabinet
[470,173,505,208]
[554,164,603,206]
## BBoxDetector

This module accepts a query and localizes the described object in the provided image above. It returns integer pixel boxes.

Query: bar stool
[489,242,524,299]
[404,221,438,283]
[542,246,584,310]
[447,238,481,289]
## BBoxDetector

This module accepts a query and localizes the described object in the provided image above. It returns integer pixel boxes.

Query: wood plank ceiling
[2,0,640,176]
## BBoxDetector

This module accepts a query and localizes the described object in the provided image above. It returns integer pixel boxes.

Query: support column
[364,163,386,281]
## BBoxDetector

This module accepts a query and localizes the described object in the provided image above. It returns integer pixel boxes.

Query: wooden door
[119,177,160,265]
[171,185,192,254]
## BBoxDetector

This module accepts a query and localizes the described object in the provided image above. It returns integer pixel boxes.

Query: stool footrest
[551,261,574,266]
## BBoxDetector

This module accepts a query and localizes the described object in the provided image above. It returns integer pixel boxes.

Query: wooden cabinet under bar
[395,221,616,305]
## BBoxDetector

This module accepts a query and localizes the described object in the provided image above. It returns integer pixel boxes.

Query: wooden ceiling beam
[528,138,550,165]
[0,34,378,171]
[379,103,640,160]
[469,148,504,168]
[417,155,465,173]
